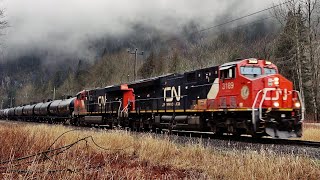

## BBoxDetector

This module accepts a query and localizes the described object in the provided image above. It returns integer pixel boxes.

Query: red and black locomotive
[0,58,304,139]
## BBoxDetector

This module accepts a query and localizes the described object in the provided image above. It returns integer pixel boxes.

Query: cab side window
[220,67,235,79]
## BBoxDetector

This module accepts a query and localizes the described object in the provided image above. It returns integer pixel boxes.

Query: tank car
[57,98,75,117]
[15,106,24,119]
[8,108,16,120]
[39,101,53,116]
[23,104,37,121]
[49,100,62,116]
[3,109,9,119]
[0,109,4,119]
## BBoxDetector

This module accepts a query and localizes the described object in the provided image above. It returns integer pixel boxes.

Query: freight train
[0,58,304,139]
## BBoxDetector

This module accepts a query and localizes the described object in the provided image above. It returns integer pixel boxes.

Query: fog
[1,0,281,63]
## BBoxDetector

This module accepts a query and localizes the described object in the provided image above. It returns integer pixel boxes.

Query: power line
[185,1,290,37]
[224,16,273,32]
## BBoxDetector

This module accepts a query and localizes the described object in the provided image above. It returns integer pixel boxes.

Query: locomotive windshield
[264,68,277,75]
[240,66,262,78]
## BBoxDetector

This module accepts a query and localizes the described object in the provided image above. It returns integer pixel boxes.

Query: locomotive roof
[220,60,242,67]
[128,73,174,85]
[101,58,259,90]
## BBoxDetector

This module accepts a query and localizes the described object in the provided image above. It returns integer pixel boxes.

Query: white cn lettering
[283,89,288,101]
[265,90,279,101]
[164,86,181,102]
[98,95,107,106]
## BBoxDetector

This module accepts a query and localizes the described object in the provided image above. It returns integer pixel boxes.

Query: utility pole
[10,97,14,108]
[53,86,56,100]
[128,48,144,81]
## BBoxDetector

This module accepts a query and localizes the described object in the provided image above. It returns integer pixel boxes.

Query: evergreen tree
[138,52,156,79]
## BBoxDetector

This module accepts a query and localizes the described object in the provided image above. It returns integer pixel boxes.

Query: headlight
[274,77,280,86]
[295,102,301,108]
[273,102,280,107]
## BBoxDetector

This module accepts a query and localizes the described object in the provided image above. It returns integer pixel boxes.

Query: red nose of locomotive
[236,59,304,138]
[259,74,302,111]
[261,75,293,109]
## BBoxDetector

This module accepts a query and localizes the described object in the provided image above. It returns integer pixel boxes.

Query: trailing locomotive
[0,58,304,139]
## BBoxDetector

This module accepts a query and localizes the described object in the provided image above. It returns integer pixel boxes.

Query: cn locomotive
[0,58,304,139]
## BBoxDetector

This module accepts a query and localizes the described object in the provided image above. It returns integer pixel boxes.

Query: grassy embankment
[0,122,319,179]
[302,123,320,142]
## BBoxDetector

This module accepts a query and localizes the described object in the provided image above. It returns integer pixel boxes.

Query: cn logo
[98,95,107,106]
[164,86,181,102]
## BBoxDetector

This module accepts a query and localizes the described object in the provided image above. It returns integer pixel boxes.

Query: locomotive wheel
[251,133,263,138]
[232,129,241,137]
[108,122,114,129]
[211,125,223,136]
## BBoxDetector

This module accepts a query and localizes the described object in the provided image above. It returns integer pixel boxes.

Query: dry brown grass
[301,123,320,142]
[0,121,319,179]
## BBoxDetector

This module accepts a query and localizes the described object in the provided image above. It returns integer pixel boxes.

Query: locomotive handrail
[118,101,122,118]
[259,88,276,121]
[292,90,305,121]
[134,95,188,113]
[87,100,121,115]
[252,88,276,130]
[134,95,188,102]
[120,102,130,117]
[252,89,263,131]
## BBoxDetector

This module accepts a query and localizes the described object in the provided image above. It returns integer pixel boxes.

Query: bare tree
[0,9,7,30]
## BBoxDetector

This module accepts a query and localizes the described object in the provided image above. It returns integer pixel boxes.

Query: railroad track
[1,120,320,149]
[167,130,320,148]
[261,138,320,148]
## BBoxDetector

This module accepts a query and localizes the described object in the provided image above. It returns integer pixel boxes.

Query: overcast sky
[0,0,281,61]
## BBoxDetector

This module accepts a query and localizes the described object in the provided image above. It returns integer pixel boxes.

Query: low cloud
[1,0,280,63]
